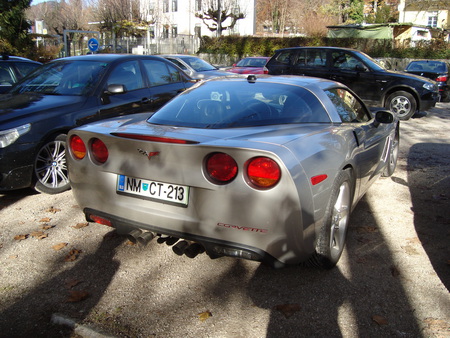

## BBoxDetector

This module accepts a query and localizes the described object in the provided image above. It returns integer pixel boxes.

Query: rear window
[148,80,331,128]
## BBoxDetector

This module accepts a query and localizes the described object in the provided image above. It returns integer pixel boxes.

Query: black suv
[0,55,42,93]
[266,47,439,120]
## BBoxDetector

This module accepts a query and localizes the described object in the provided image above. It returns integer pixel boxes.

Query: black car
[0,54,196,194]
[0,55,42,93]
[266,47,439,120]
[404,60,449,102]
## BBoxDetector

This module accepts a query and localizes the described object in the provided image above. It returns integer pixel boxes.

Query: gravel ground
[0,103,449,338]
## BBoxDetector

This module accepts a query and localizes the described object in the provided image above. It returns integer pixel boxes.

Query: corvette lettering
[217,222,268,234]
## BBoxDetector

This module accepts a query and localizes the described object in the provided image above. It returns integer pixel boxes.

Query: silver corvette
[67,75,399,269]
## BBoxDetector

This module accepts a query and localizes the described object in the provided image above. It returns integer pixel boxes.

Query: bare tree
[195,0,245,36]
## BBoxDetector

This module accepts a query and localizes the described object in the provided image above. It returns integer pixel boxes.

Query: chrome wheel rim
[34,140,69,189]
[390,95,411,118]
[329,181,351,259]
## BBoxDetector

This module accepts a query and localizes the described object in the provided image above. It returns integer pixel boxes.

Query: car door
[328,50,382,104]
[140,59,188,110]
[325,88,390,193]
[266,49,298,75]
[291,48,329,79]
[98,60,153,120]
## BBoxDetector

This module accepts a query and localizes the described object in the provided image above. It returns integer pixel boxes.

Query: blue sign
[88,38,99,52]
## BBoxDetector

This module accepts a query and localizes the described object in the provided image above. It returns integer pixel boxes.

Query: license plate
[117,175,189,206]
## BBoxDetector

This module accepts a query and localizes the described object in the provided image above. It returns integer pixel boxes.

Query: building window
[163,26,169,39]
[172,25,178,38]
[172,0,177,12]
[428,12,438,27]
[163,0,169,13]
[195,25,201,38]
[195,0,201,11]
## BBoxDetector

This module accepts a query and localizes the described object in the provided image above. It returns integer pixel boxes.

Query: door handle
[141,97,152,104]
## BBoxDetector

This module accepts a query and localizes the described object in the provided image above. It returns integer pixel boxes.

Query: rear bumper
[84,208,285,268]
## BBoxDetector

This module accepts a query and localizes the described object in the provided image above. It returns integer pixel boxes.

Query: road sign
[88,38,99,52]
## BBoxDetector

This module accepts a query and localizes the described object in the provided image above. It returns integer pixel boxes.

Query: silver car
[162,54,232,80]
[67,75,399,269]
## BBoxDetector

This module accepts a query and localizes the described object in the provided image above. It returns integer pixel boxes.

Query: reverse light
[0,123,30,148]
[69,135,86,159]
[247,157,281,189]
[205,152,238,184]
[91,138,108,164]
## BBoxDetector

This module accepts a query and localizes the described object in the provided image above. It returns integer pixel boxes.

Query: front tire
[33,134,70,194]
[309,169,353,269]
[385,91,416,120]
[382,130,399,177]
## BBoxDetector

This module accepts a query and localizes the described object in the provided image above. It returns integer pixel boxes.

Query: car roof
[161,55,198,59]
[205,74,341,90]
[275,46,361,53]
[1,55,41,64]
[51,54,168,63]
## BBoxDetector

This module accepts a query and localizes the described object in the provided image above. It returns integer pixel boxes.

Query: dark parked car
[68,74,398,269]
[0,55,42,93]
[0,54,195,194]
[162,55,232,80]
[266,47,439,120]
[404,60,449,102]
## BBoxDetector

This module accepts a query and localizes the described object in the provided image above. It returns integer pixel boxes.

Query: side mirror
[373,110,394,127]
[105,84,125,95]
[355,64,367,72]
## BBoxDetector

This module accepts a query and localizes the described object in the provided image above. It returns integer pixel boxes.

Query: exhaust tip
[137,231,155,246]
[127,229,143,244]
[172,240,190,255]
[184,243,205,258]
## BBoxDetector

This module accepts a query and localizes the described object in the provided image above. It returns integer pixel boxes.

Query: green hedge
[198,36,450,59]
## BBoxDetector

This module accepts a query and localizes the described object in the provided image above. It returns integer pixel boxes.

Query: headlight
[423,82,437,92]
[0,123,31,148]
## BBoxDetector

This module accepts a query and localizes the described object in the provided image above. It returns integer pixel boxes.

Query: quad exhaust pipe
[126,231,205,258]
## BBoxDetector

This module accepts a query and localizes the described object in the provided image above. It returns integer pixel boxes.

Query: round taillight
[91,138,108,164]
[206,152,238,184]
[70,135,86,160]
[247,157,281,189]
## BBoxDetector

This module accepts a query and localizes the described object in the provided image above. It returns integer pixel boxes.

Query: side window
[275,50,295,65]
[166,58,187,71]
[107,61,144,91]
[326,88,370,123]
[167,64,182,83]
[306,50,327,67]
[142,60,173,86]
[15,62,40,78]
[0,64,14,85]
[331,52,363,70]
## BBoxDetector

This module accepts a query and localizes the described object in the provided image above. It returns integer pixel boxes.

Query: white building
[139,0,256,39]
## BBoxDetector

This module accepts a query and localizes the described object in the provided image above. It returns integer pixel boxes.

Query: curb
[51,313,116,338]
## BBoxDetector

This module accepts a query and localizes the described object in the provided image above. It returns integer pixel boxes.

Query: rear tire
[385,91,416,120]
[33,134,70,194]
[308,169,353,269]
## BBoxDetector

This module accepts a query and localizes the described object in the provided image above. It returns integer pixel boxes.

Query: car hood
[78,112,332,146]
[387,69,435,83]
[0,93,86,123]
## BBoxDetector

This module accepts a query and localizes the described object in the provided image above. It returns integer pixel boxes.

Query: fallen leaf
[402,245,420,255]
[372,315,388,325]
[46,206,61,213]
[66,290,89,303]
[65,278,82,289]
[52,243,68,251]
[39,217,51,223]
[198,311,212,321]
[65,248,82,262]
[356,226,378,233]
[8,255,18,259]
[390,265,400,277]
[14,234,28,241]
[31,231,48,240]
[72,222,89,229]
[406,237,421,244]
[274,303,301,318]
[41,224,55,230]
[423,317,448,330]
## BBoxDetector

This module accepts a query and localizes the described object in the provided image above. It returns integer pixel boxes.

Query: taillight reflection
[247,157,281,189]
[69,135,86,160]
[91,138,108,164]
[205,152,238,184]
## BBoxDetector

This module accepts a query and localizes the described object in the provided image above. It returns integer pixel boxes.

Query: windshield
[11,60,108,96]
[148,80,331,128]
[182,57,217,72]
[236,58,268,67]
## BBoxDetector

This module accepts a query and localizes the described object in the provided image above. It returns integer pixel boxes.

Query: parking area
[1,103,449,337]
